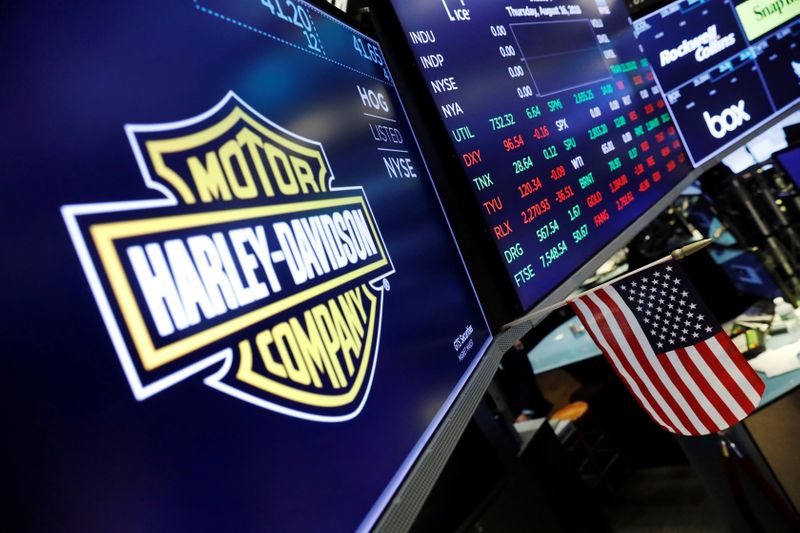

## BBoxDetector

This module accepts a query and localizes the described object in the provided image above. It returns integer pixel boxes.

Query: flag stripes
[570,283,764,436]
[572,293,678,432]
[601,287,699,433]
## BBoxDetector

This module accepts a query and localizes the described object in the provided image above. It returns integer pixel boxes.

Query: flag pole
[501,238,713,331]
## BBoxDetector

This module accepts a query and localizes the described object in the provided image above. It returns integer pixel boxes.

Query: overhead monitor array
[633,0,800,166]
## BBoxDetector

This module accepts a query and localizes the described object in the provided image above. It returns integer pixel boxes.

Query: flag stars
[618,265,720,353]
[665,265,673,272]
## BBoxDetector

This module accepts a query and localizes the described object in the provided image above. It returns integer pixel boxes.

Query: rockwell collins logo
[62,92,394,422]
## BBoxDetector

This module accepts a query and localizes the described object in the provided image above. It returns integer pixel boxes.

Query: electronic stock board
[1,1,493,531]
[385,0,694,312]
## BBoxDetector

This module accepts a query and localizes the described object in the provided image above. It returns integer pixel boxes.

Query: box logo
[703,99,751,139]
[62,92,394,421]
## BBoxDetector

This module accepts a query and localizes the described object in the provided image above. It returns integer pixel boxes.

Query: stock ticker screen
[633,0,800,166]
[388,0,692,311]
[2,1,492,531]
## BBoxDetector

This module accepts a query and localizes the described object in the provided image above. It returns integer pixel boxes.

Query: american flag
[569,260,765,436]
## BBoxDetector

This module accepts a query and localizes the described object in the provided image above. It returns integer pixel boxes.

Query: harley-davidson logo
[62,92,394,421]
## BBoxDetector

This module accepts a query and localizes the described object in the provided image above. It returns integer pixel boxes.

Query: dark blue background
[776,144,800,186]
[0,1,491,531]
[667,55,776,162]
[756,20,800,109]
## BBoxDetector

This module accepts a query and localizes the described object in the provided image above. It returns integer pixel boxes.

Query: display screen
[0,1,492,531]
[387,0,692,311]
[775,144,800,185]
[633,0,800,166]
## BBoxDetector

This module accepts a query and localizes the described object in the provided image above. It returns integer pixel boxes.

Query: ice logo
[703,100,751,140]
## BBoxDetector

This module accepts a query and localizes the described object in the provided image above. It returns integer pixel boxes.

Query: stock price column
[391,0,692,310]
